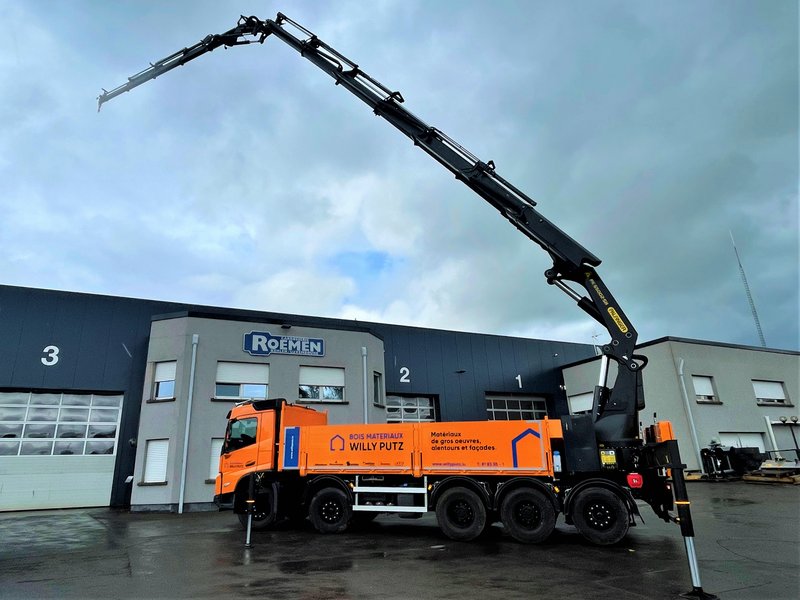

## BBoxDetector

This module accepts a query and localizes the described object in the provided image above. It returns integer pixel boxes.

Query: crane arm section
[98,14,646,440]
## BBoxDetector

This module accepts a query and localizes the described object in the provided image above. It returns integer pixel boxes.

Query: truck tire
[500,487,556,544]
[435,486,487,542]
[236,489,276,531]
[309,487,352,534]
[571,487,629,545]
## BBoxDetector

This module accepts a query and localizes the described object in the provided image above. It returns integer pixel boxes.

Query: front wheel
[309,487,352,534]
[237,490,276,531]
[500,487,556,544]
[571,487,629,545]
[435,486,487,542]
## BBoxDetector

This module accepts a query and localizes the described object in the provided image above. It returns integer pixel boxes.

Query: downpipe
[677,358,705,474]
[178,334,199,514]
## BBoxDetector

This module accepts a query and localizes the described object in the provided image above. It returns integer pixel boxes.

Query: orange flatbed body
[277,414,563,478]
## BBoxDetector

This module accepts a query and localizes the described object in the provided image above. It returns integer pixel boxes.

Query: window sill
[146,397,176,404]
[297,400,348,405]
[757,401,793,407]
[137,481,168,486]
[210,397,269,403]
[695,400,723,405]
[205,479,216,484]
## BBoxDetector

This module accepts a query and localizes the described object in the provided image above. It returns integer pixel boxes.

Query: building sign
[243,331,325,357]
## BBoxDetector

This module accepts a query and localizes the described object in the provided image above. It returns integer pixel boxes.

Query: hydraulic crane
[99,14,645,443]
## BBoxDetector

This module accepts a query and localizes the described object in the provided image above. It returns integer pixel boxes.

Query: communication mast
[730,231,766,347]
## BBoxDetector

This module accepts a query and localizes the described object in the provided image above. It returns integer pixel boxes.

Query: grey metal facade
[0,285,595,511]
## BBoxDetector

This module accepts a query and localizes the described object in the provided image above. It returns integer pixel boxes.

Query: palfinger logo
[608,307,629,333]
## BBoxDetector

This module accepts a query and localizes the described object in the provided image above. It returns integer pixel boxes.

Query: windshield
[222,417,257,453]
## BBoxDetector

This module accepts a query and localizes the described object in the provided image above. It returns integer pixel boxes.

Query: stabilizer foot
[679,586,719,600]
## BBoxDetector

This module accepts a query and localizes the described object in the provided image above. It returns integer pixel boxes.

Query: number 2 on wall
[41,345,60,366]
[399,366,411,383]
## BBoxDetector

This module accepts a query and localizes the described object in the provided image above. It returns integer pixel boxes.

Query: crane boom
[99,13,647,441]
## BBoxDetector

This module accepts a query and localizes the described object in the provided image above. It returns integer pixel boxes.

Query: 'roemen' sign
[243,331,325,357]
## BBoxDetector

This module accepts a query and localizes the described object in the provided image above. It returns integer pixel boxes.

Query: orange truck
[213,398,677,546]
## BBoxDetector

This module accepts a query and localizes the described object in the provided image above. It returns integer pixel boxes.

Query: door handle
[245,461,256,467]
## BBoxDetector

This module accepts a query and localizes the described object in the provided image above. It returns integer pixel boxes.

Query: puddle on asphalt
[0,513,110,557]
[709,497,756,507]
[277,556,354,574]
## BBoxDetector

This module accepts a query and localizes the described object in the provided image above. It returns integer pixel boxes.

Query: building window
[691,375,720,404]
[298,366,345,403]
[752,380,791,406]
[142,439,169,484]
[567,392,594,415]
[153,361,177,400]
[386,396,437,423]
[208,438,224,481]
[486,395,547,420]
[214,362,269,401]
[373,372,384,407]
[0,391,123,457]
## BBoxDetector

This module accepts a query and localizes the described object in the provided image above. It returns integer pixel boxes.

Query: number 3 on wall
[41,345,60,366]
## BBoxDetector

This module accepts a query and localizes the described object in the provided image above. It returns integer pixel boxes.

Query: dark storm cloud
[0,0,796,350]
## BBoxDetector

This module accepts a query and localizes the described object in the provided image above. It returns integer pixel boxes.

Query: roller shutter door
[0,391,123,511]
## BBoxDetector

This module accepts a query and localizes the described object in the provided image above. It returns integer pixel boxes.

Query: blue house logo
[511,428,542,468]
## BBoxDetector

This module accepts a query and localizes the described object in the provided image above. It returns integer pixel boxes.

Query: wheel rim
[585,501,614,530]
[320,499,342,524]
[447,499,475,528]
[514,500,542,530]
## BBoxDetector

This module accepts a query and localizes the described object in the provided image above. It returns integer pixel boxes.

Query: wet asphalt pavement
[0,482,797,600]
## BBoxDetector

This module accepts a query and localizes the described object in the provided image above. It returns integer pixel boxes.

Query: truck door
[218,412,275,491]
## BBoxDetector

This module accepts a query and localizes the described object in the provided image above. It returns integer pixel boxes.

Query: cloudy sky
[2,0,797,350]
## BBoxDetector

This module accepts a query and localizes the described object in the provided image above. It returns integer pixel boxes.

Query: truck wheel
[309,487,352,534]
[500,487,556,544]
[436,486,487,542]
[237,490,276,531]
[571,487,629,545]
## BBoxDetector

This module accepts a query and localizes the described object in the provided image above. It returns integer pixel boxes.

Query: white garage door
[719,432,765,452]
[0,391,123,511]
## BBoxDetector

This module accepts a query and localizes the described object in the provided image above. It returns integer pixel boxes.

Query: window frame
[486,394,548,421]
[691,375,721,405]
[207,437,224,483]
[152,361,177,402]
[297,366,346,404]
[213,362,269,402]
[385,395,438,423]
[141,438,169,485]
[373,372,385,407]
[752,379,792,407]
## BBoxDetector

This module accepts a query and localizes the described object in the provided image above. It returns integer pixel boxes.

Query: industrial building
[1,284,797,511]
[562,338,800,471]
[0,285,593,512]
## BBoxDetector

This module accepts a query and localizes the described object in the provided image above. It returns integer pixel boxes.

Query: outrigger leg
[668,447,718,600]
